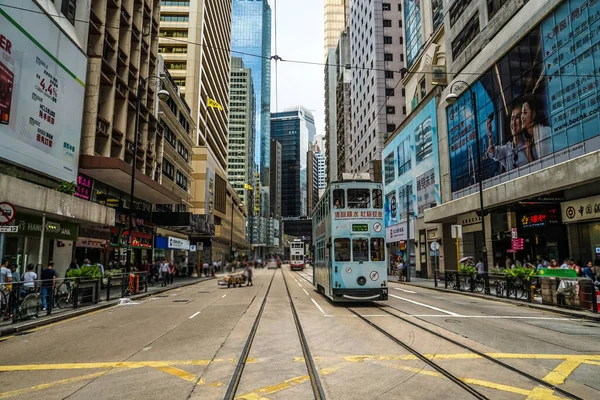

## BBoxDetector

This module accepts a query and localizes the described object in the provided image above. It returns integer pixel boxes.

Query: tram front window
[372,189,383,209]
[333,189,345,208]
[347,189,371,209]
[334,238,351,261]
[353,238,369,262]
[371,238,384,261]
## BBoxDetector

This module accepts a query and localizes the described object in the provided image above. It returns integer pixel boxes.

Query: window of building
[161,1,190,5]
[383,36,392,44]
[61,0,76,25]
[353,238,369,262]
[399,19,403,28]
[175,170,188,191]
[384,53,393,61]
[386,106,396,114]
[384,153,395,185]
[158,46,188,54]
[383,3,391,11]
[159,30,188,38]
[165,62,187,70]
[160,15,189,22]
[452,13,480,59]
[371,238,385,261]
[372,189,383,209]
[387,124,396,133]
[163,123,176,148]
[177,141,189,162]
[397,137,411,176]
[385,70,394,79]
[386,88,395,96]
[487,0,508,20]
[347,189,370,209]
[420,78,426,99]
[416,119,433,163]
[398,3,402,12]
[162,160,174,180]
[399,36,404,45]
[449,0,473,27]
[334,238,351,262]
[432,0,444,30]
[383,19,392,27]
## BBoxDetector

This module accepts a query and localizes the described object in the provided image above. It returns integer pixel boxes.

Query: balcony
[120,8,131,26]
[112,126,125,140]
[107,0,119,9]
[125,139,135,154]
[141,40,149,55]
[117,48,127,64]
[96,117,110,138]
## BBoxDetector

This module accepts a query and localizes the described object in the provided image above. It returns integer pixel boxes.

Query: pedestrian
[582,262,596,280]
[23,264,37,290]
[169,260,175,284]
[203,261,209,277]
[476,258,485,276]
[160,260,170,287]
[244,262,253,286]
[0,258,11,289]
[397,257,405,282]
[9,264,20,284]
[505,257,513,270]
[40,261,57,311]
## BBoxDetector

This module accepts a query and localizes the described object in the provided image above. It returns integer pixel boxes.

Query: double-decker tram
[289,239,305,271]
[312,174,388,301]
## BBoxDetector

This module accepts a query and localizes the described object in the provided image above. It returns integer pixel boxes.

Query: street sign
[512,238,524,251]
[430,250,440,257]
[0,226,18,233]
[430,241,440,251]
[511,227,518,239]
[197,242,204,251]
[189,245,197,252]
[451,225,462,239]
[0,202,16,225]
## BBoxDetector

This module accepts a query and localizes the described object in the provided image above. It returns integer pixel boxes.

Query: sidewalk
[0,276,215,338]
[388,276,600,322]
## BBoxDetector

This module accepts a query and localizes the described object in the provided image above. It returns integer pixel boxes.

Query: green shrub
[459,265,477,276]
[67,265,101,279]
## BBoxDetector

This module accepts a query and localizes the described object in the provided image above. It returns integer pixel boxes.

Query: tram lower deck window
[371,238,384,261]
[353,238,369,261]
[334,238,351,261]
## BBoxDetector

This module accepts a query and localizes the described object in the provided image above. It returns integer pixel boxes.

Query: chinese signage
[76,238,107,249]
[168,236,190,250]
[6,214,78,240]
[110,228,152,248]
[447,0,600,199]
[334,210,383,219]
[0,1,86,182]
[538,268,577,278]
[561,194,600,223]
[512,238,525,251]
[518,208,560,228]
[383,99,440,226]
[386,224,414,242]
[74,174,92,200]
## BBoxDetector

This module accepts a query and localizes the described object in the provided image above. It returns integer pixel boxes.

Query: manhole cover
[173,300,190,303]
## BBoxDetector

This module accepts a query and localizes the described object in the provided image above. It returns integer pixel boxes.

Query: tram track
[225,268,325,400]
[372,301,584,400]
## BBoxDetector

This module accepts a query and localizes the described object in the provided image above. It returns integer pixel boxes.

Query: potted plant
[67,265,101,304]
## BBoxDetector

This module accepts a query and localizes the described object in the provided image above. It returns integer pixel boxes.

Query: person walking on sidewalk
[160,260,170,287]
[244,263,253,286]
[168,260,175,284]
[40,262,57,311]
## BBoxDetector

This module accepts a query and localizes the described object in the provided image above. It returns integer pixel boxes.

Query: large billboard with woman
[447,0,600,198]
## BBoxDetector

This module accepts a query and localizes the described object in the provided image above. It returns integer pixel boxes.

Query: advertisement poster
[0,1,86,182]
[447,0,600,199]
[383,99,440,230]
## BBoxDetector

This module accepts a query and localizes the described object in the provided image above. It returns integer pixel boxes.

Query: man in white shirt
[160,260,170,287]
[0,258,12,289]
[23,264,37,289]
[476,258,485,275]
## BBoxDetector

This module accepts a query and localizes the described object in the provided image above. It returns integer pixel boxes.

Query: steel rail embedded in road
[374,302,584,400]
[224,271,276,400]
[347,308,489,400]
[281,268,326,400]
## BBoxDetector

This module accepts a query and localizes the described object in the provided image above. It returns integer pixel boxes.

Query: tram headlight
[357,276,367,286]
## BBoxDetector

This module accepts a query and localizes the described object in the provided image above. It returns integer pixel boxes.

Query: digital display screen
[352,224,368,232]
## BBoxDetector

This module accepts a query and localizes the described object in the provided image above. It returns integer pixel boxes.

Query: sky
[271,0,325,137]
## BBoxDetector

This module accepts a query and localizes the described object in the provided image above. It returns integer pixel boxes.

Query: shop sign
[561,195,600,223]
[168,236,189,250]
[6,215,78,240]
[538,268,577,278]
[76,237,107,249]
[386,225,413,242]
[512,238,525,251]
[110,227,152,248]
[519,208,560,229]
[74,174,92,200]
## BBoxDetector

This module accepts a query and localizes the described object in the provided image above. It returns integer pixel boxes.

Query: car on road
[254,259,264,268]
[267,259,278,269]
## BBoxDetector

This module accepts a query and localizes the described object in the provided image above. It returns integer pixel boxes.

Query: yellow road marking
[526,387,564,399]
[582,360,600,366]
[461,378,531,396]
[0,359,222,372]
[0,371,109,399]
[373,361,441,378]
[234,366,341,400]
[543,359,583,385]
[0,335,14,342]
[155,366,197,382]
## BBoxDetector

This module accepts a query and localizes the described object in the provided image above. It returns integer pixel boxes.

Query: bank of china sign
[168,237,190,250]
[561,195,600,223]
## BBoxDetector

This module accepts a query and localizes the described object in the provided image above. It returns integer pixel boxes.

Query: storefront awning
[79,156,182,205]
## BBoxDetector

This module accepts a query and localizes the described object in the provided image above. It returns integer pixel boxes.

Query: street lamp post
[446,81,490,294]
[126,76,169,273]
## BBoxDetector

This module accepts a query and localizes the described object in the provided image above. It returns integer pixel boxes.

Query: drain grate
[173,299,190,303]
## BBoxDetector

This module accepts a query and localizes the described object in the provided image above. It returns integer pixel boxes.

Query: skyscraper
[348,0,407,172]
[227,58,255,208]
[324,0,348,58]
[231,0,272,188]
[271,108,316,218]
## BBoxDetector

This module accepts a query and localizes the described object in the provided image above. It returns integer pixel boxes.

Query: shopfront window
[371,238,385,261]
[334,238,351,262]
[353,238,369,262]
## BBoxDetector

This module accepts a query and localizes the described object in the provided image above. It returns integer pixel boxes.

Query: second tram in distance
[312,174,388,302]
[290,239,306,271]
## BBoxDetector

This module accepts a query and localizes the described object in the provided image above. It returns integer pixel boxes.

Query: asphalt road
[0,266,599,399]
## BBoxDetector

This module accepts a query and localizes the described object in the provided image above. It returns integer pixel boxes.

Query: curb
[0,277,215,338]
[390,280,600,322]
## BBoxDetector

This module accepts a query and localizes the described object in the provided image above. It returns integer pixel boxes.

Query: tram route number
[369,271,379,281]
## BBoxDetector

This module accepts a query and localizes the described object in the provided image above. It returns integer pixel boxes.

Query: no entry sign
[0,202,16,225]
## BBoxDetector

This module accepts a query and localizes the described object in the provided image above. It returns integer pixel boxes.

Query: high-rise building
[231,0,272,190]
[335,27,352,181]
[315,151,326,189]
[324,0,348,57]
[227,57,255,208]
[270,139,282,221]
[349,0,407,172]
[324,48,338,183]
[160,0,249,262]
[307,147,318,217]
[271,108,316,218]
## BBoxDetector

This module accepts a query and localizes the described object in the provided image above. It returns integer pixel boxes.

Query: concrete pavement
[0,266,598,399]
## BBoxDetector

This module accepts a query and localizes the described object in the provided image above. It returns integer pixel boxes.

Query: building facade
[307,147,318,217]
[324,0,348,58]
[324,48,338,184]
[227,57,255,208]
[425,0,600,272]
[271,108,316,218]
[349,0,407,173]
[231,0,272,194]
[335,27,352,181]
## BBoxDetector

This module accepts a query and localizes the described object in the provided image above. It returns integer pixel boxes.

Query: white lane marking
[222,294,228,298]
[302,288,309,296]
[389,294,462,316]
[394,288,416,294]
[297,281,302,288]
[189,311,201,319]
[311,298,326,315]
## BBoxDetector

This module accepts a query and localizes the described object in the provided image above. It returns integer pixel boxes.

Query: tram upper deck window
[370,238,384,261]
[353,238,369,261]
[334,238,351,261]
[372,189,383,209]
[347,189,371,209]
[333,189,345,208]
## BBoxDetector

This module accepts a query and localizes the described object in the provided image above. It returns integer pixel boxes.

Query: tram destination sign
[352,224,369,232]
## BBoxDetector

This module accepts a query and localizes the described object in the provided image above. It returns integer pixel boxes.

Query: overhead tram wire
[3,3,599,80]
